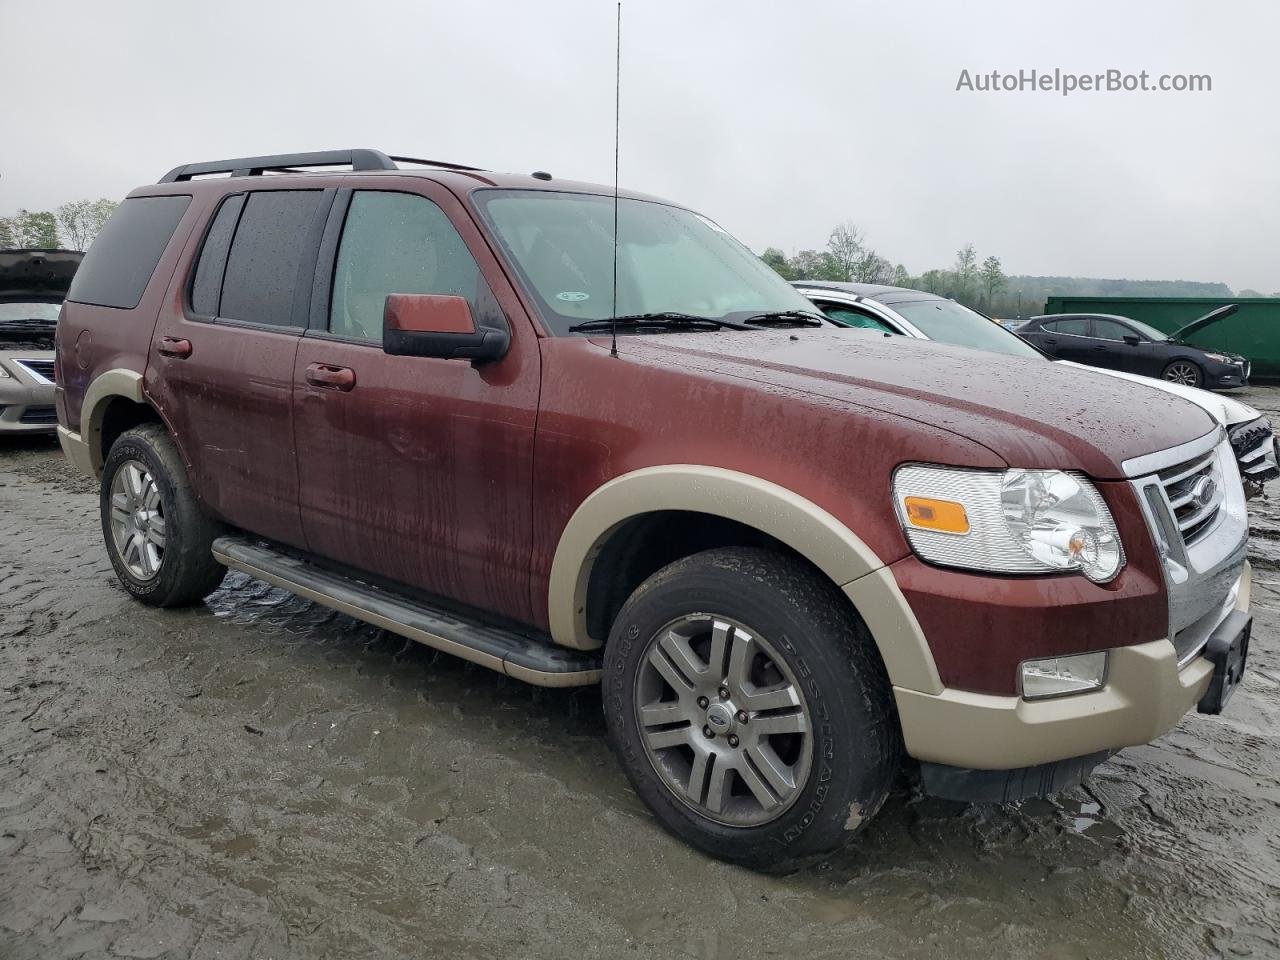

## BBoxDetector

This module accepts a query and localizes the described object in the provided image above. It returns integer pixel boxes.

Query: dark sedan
[1016,307,1248,390]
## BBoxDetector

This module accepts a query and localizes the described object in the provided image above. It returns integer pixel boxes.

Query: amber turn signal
[903,496,970,534]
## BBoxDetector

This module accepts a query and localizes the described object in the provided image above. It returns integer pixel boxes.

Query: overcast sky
[3,0,1277,292]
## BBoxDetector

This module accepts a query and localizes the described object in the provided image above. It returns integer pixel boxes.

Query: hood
[1169,303,1237,343]
[613,329,1218,480]
[0,249,84,305]
[1058,360,1258,427]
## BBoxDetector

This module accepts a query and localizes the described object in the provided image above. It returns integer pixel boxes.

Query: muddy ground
[3,390,1279,960]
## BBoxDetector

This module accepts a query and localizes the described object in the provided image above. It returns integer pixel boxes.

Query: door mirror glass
[383,293,509,361]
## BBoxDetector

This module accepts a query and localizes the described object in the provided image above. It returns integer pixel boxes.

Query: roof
[1027,313,1134,322]
[792,281,946,305]
[145,148,678,206]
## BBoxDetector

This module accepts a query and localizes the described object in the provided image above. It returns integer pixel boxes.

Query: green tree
[891,264,911,287]
[0,217,14,249]
[953,244,978,305]
[826,222,865,282]
[56,197,119,251]
[6,209,60,248]
[760,247,796,280]
[980,255,1007,310]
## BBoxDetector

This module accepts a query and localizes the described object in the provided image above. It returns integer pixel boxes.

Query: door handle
[305,362,356,391]
[1043,338,1058,345]
[157,337,192,359]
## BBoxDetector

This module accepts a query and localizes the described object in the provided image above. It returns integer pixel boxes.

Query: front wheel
[1163,360,1203,388]
[101,423,226,607]
[603,547,901,869]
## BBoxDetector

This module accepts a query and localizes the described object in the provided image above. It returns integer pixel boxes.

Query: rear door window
[219,191,323,327]
[66,195,191,309]
[1046,317,1091,336]
[189,195,246,317]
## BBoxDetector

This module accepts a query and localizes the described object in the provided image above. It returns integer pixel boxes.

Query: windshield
[0,302,60,323]
[476,190,816,335]
[891,299,1043,359]
[1121,317,1169,341]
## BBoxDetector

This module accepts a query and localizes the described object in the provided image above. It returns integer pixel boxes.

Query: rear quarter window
[66,195,191,309]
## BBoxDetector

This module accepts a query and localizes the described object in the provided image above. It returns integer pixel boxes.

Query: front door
[150,187,333,548]
[292,183,540,623]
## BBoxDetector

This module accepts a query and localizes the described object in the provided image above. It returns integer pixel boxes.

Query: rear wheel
[1163,360,1202,388]
[101,424,225,606]
[603,546,900,869]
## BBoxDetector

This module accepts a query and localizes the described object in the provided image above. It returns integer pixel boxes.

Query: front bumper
[0,373,57,434]
[893,430,1249,780]
[1204,359,1250,390]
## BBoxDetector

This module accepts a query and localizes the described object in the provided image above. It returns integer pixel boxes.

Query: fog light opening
[1020,651,1108,700]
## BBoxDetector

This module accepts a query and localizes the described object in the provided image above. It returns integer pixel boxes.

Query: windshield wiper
[742,310,827,328]
[568,312,751,333]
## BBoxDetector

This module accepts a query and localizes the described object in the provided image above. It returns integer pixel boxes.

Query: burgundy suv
[56,150,1252,868]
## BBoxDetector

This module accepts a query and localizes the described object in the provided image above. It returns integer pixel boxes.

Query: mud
[2,393,1279,960]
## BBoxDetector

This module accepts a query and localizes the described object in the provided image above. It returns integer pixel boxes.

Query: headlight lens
[893,465,1124,583]
[1203,352,1230,363]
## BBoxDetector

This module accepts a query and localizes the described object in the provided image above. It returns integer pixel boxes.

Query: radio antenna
[610,1,621,358]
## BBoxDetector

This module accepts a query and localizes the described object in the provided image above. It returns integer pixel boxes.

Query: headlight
[1203,352,1231,363]
[893,465,1124,583]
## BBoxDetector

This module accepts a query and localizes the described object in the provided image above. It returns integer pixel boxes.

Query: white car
[796,281,1278,495]
[0,249,82,435]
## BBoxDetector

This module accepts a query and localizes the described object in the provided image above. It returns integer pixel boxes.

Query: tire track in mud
[2,423,1280,960]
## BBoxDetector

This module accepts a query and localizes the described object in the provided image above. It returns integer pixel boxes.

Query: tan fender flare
[79,368,146,475]
[546,464,943,694]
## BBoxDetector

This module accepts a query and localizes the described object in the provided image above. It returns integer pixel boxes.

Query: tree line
[760,222,1247,317]
[0,198,119,253]
[761,223,1010,314]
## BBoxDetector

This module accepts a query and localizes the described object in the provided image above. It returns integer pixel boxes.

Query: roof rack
[157,149,486,184]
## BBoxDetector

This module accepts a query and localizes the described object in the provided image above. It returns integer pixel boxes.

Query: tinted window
[1092,318,1134,341]
[330,191,488,341]
[66,196,191,309]
[190,195,245,317]
[820,304,898,334]
[1045,317,1091,336]
[219,191,321,326]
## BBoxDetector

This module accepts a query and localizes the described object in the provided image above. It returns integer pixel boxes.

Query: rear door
[150,187,334,548]
[291,180,540,623]
[1025,317,1094,362]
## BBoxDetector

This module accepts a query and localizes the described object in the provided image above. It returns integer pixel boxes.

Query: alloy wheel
[1164,361,1199,386]
[634,615,812,827]
[108,459,167,580]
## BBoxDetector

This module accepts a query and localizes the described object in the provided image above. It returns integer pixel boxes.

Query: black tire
[100,423,226,607]
[602,546,901,870]
[1162,359,1203,388]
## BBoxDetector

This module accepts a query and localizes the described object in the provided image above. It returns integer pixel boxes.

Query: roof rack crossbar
[158,149,398,183]
[158,149,490,183]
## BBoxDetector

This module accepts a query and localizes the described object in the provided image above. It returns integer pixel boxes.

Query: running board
[211,536,601,688]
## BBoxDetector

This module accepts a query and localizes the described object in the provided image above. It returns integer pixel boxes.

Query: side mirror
[383,293,510,362]
[1123,334,1141,346]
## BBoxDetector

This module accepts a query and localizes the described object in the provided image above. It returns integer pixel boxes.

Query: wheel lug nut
[703,726,714,739]
[727,734,740,748]
[696,696,709,709]
[718,687,730,700]
[736,710,748,723]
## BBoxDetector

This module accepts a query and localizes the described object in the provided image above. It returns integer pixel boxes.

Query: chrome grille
[13,358,56,384]
[1158,450,1224,545]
